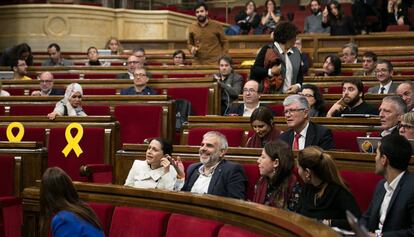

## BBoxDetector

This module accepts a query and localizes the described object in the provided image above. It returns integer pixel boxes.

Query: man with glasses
[280,94,334,150]
[11,58,32,80]
[396,81,414,112]
[368,60,398,94]
[326,78,378,117]
[399,112,414,140]
[226,80,261,116]
[31,71,64,96]
[116,55,140,80]
[120,68,156,95]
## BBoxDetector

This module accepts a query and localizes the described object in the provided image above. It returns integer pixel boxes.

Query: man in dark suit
[379,95,407,137]
[226,80,261,117]
[116,55,140,80]
[280,94,334,150]
[120,68,156,95]
[368,60,399,94]
[250,21,303,94]
[182,131,247,199]
[31,71,64,96]
[360,134,414,236]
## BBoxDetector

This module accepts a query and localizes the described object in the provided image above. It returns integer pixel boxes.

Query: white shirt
[377,81,393,94]
[243,103,260,117]
[128,72,134,80]
[190,163,219,194]
[378,171,405,232]
[295,122,310,150]
[124,160,180,190]
[381,125,398,137]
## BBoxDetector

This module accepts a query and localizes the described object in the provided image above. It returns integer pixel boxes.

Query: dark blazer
[250,44,303,93]
[120,86,156,95]
[116,73,131,80]
[182,159,247,199]
[367,81,399,94]
[360,172,414,237]
[49,88,65,96]
[280,121,334,150]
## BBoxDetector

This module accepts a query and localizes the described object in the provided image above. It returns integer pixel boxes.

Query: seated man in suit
[360,134,414,236]
[226,80,261,117]
[379,95,407,137]
[326,78,378,117]
[368,60,398,94]
[31,71,64,96]
[341,43,359,64]
[182,131,247,199]
[354,51,377,76]
[116,55,140,80]
[396,81,414,112]
[120,68,156,95]
[280,94,334,150]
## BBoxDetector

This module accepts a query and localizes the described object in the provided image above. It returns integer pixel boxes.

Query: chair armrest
[80,164,113,184]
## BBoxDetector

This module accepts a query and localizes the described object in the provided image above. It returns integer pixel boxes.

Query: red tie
[293,133,301,150]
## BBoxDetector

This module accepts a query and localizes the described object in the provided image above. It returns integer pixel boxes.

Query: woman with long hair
[322,1,355,35]
[125,138,184,190]
[399,112,414,140]
[316,54,342,76]
[296,146,360,229]
[246,106,280,148]
[40,167,104,236]
[235,0,261,34]
[253,140,301,211]
[105,37,124,55]
[260,0,281,34]
[47,83,86,120]
[300,84,326,117]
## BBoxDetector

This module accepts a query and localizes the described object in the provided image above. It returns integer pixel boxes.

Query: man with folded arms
[326,78,378,117]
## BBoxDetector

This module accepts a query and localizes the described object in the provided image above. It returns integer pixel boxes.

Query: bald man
[226,80,261,117]
[31,71,64,96]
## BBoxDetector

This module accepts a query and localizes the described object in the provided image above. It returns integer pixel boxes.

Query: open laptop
[97,49,112,55]
[0,71,14,80]
[341,114,379,118]
[357,136,414,154]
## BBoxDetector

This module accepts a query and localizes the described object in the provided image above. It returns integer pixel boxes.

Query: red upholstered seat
[0,127,45,143]
[83,88,117,95]
[84,73,117,79]
[6,88,26,96]
[9,104,55,116]
[109,206,170,237]
[340,170,382,212]
[82,105,111,116]
[242,163,260,201]
[165,213,222,237]
[47,127,105,181]
[386,25,410,32]
[267,104,284,116]
[332,130,371,152]
[0,155,22,237]
[166,87,208,116]
[0,106,3,116]
[114,105,163,144]
[218,225,264,237]
[187,128,244,147]
[51,73,79,79]
[89,202,114,237]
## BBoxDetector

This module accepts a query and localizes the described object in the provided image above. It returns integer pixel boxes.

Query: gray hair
[401,112,414,125]
[203,131,228,150]
[283,94,309,109]
[383,95,407,115]
[399,81,414,92]
[342,43,358,56]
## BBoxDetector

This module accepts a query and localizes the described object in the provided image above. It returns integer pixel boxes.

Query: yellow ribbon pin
[6,122,25,142]
[62,123,84,157]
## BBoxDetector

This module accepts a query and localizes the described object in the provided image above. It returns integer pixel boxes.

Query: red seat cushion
[165,213,222,237]
[187,128,244,147]
[332,130,370,152]
[242,164,260,201]
[82,105,111,116]
[47,127,105,181]
[340,170,382,212]
[0,156,14,197]
[0,127,45,143]
[9,105,55,116]
[218,225,264,237]
[114,105,163,144]
[109,206,170,237]
[83,88,117,95]
[266,104,284,116]
[5,89,26,96]
[0,106,3,116]
[88,202,114,237]
[167,87,209,116]
[84,73,117,79]
[0,196,22,237]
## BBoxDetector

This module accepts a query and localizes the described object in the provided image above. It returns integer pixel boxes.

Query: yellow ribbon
[62,123,84,157]
[6,122,25,142]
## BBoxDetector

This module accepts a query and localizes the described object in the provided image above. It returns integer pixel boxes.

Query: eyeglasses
[400,123,414,130]
[374,68,389,74]
[127,61,140,65]
[243,88,257,94]
[40,80,52,83]
[284,108,305,115]
[133,73,147,78]
[299,93,314,98]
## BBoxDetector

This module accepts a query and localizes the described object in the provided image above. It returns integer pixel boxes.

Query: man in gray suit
[368,59,398,94]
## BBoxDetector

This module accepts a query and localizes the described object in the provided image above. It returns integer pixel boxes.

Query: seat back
[47,127,105,181]
[242,163,260,201]
[9,105,55,116]
[0,127,45,143]
[114,105,163,144]
[83,88,117,95]
[88,202,114,237]
[82,105,111,116]
[187,128,244,147]
[165,213,222,237]
[109,206,170,237]
[332,130,370,152]
[0,155,14,197]
[218,224,264,237]
[167,87,210,116]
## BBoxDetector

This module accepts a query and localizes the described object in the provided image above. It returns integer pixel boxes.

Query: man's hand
[190,46,199,55]
[286,84,300,94]
[31,90,42,96]
[270,64,281,76]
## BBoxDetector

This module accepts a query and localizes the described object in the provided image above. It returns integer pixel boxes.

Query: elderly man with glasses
[31,71,64,96]
[120,68,156,95]
[280,94,334,150]
[116,55,141,80]
[226,80,261,117]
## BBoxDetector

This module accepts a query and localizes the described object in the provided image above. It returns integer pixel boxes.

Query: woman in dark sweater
[246,106,280,148]
[235,1,261,34]
[296,146,360,229]
[322,1,356,35]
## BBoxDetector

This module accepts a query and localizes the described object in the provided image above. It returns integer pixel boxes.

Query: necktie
[293,133,301,150]
[380,87,385,94]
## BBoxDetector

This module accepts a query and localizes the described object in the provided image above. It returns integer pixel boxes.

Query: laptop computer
[97,49,112,55]
[0,71,14,80]
[357,136,414,154]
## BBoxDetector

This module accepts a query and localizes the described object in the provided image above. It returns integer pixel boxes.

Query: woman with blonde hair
[399,112,414,140]
[105,37,124,55]
[296,146,360,229]
[40,167,104,236]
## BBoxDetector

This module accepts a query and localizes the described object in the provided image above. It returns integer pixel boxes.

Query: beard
[199,150,221,167]
[197,15,207,23]
[344,94,360,108]
[311,9,320,15]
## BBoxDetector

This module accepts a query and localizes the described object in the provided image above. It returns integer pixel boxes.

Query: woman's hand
[167,155,185,179]
[322,7,328,22]
[47,112,58,120]
[160,157,171,174]
[397,16,405,25]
